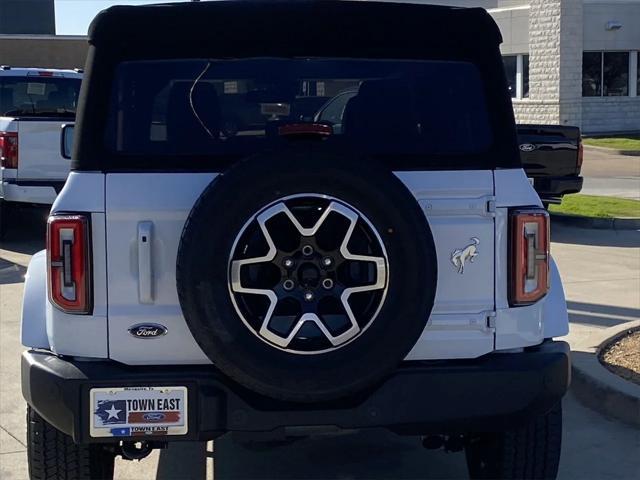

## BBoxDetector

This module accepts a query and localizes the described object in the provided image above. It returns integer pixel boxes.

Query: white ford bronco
[20,2,570,479]
[0,66,82,234]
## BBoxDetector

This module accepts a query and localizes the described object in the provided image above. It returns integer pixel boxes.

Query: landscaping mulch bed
[599,330,640,386]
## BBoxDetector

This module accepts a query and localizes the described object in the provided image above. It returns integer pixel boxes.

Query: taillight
[0,132,18,169]
[577,139,584,171]
[509,208,550,306]
[47,214,92,314]
[278,123,333,137]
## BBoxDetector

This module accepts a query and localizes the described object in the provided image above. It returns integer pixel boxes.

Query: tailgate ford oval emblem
[519,143,536,152]
[128,323,168,339]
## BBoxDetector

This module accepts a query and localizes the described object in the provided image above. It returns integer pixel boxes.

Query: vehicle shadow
[155,429,467,479]
[0,207,47,255]
[567,301,640,328]
[0,257,27,284]
[550,223,640,248]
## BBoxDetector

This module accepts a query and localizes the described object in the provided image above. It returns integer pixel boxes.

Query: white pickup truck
[0,66,82,235]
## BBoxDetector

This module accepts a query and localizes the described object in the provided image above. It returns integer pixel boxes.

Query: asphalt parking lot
[581,148,640,200]
[2,211,639,479]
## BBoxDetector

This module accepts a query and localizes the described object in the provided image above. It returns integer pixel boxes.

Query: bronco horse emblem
[450,237,480,274]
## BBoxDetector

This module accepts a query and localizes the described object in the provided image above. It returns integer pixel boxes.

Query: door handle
[137,221,153,304]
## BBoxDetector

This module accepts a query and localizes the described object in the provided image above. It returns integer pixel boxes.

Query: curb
[583,145,640,157]
[551,213,640,230]
[570,321,640,428]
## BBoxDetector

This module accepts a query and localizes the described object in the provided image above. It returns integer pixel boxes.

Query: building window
[583,51,630,97]
[503,55,517,98]
[604,52,629,96]
[502,54,529,99]
[523,55,530,98]
[583,52,602,96]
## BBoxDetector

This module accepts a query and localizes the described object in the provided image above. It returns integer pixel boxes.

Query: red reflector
[0,131,18,169]
[577,139,584,170]
[278,123,333,137]
[47,215,92,314]
[509,209,550,306]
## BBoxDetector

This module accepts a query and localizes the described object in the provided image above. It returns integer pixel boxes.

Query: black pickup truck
[518,124,583,206]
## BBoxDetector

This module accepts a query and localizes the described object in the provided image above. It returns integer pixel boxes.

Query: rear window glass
[0,76,81,118]
[106,58,492,160]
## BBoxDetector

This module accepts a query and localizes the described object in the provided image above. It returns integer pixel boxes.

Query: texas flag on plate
[94,400,127,425]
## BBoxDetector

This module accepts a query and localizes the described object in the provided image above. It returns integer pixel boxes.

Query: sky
[54,0,187,35]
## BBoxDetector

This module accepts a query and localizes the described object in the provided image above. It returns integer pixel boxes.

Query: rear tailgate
[16,119,70,181]
[517,124,581,178]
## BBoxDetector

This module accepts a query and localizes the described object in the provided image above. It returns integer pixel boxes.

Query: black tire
[465,403,563,480]
[27,406,115,480]
[177,148,437,402]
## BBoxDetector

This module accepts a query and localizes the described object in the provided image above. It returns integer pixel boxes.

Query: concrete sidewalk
[550,223,640,349]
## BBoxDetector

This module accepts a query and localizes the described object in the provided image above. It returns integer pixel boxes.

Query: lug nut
[322,278,334,290]
[304,291,315,302]
[283,279,295,291]
[302,245,314,256]
[283,258,295,268]
[322,257,333,267]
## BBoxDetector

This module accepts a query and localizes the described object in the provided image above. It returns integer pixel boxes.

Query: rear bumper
[533,175,583,201]
[22,341,570,444]
[1,179,63,204]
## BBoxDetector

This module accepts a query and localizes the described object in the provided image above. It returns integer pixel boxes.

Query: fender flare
[21,250,50,349]
[543,257,569,338]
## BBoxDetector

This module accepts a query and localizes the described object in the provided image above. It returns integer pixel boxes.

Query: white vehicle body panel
[101,170,495,364]
[14,120,71,181]
[104,173,213,364]
[22,169,569,363]
[43,210,109,358]
[397,171,496,360]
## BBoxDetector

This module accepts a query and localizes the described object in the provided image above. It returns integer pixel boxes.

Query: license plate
[90,386,188,438]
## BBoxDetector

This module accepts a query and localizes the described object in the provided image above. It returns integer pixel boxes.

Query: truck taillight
[0,132,18,168]
[47,215,92,314]
[577,139,584,170]
[509,208,550,306]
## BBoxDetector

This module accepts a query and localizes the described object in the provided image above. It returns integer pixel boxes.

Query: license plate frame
[90,386,188,438]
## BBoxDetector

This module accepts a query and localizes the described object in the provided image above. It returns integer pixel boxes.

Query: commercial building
[444,0,639,133]
[0,0,55,34]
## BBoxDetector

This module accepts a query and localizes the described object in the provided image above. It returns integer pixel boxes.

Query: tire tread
[466,403,562,480]
[27,406,114,480]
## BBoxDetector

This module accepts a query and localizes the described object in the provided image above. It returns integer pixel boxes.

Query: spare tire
[177,148,437,402]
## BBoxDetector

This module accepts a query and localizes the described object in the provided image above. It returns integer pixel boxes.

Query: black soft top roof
[74,0,519,172]
[88,0,502,61]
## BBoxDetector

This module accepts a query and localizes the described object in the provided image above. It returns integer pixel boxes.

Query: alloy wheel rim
[228,194,389,354]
